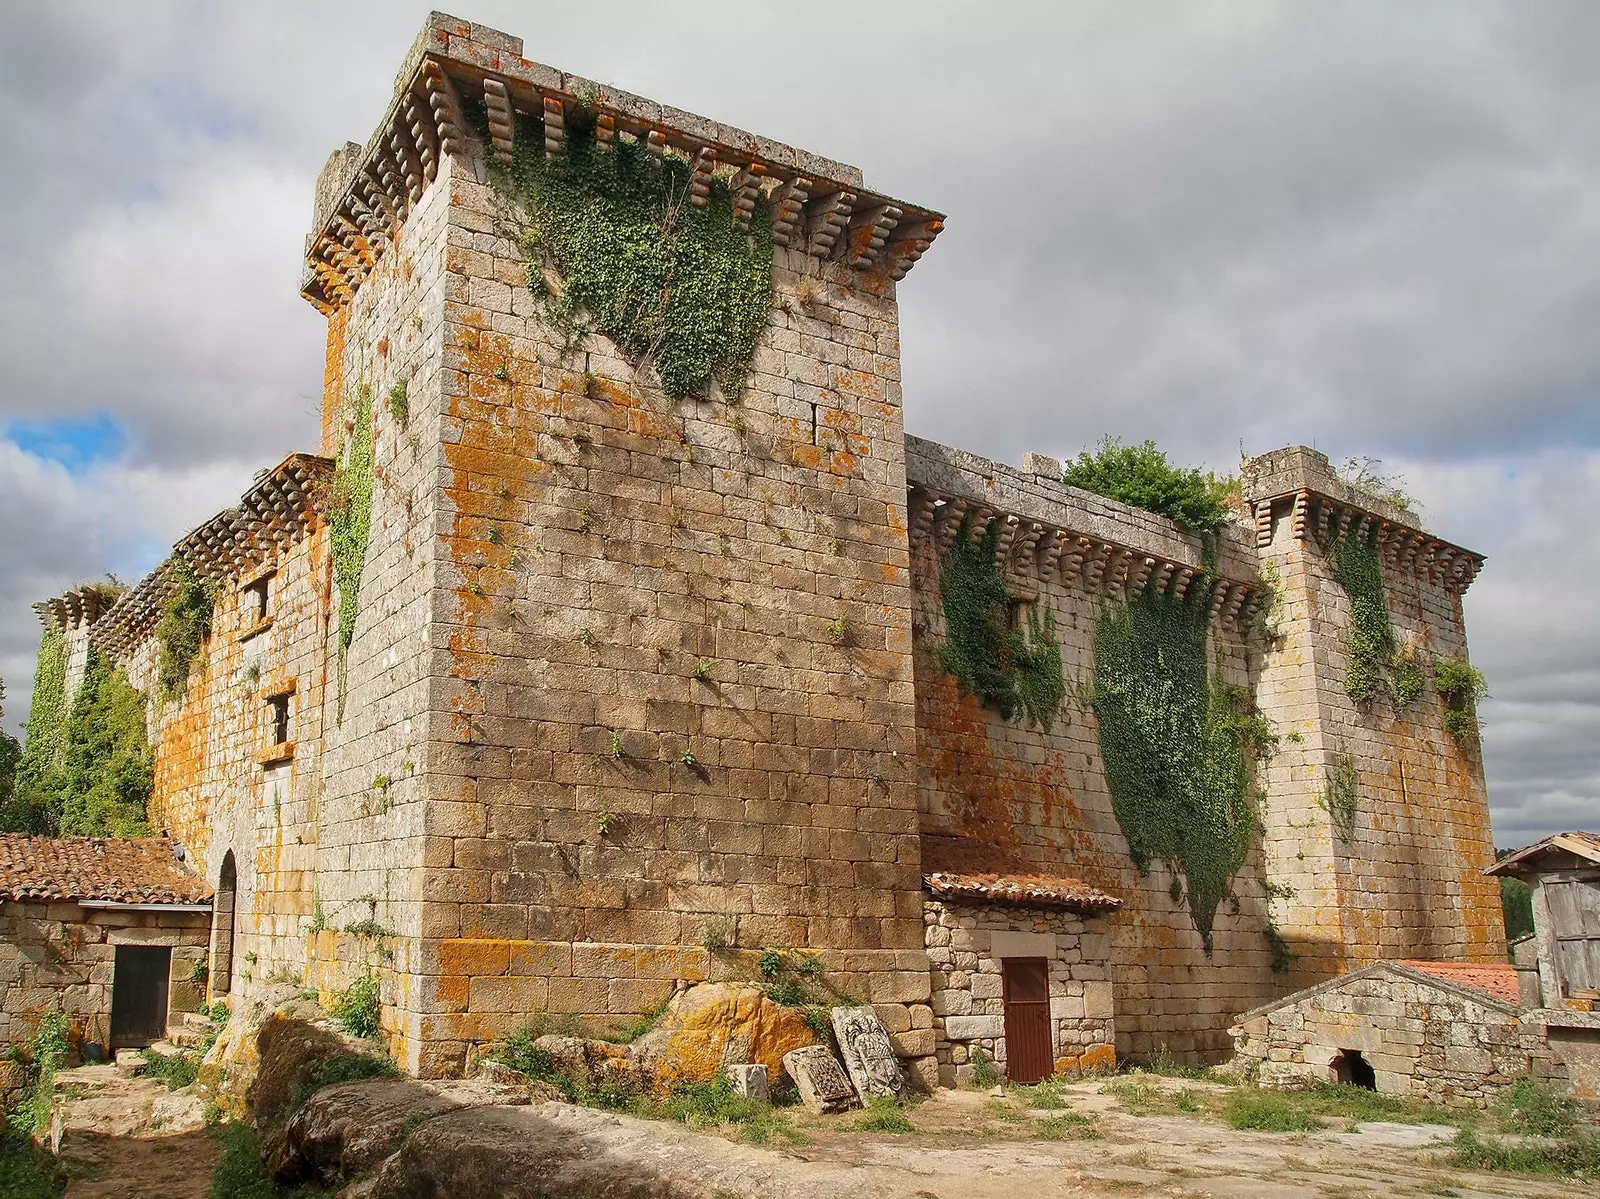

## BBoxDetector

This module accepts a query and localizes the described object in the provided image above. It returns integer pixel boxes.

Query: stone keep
[297,14,944,1075]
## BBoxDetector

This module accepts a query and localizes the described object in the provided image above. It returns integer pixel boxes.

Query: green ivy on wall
[936,515,1065,729]
[482,105,774,399]
[16,628,67,790]
[1091,583,1272,950]
[7,649,152,837]
[1327,530,1423,707]
[155,559,215,701]
[329,384,376,715]
[1435,658,1488,749]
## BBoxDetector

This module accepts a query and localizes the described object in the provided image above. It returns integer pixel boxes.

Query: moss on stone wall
[483,105,774,399]
[1091,583,1272,949]
[330,385,376,714]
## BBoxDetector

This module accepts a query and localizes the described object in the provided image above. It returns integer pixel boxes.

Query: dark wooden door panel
[1002,957,1053,1084]
[111,945,171,1048]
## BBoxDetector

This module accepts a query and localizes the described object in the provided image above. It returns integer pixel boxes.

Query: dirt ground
[41,1065,1592,1199]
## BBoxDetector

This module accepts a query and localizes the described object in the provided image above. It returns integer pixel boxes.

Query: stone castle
[25,13,1504,1084]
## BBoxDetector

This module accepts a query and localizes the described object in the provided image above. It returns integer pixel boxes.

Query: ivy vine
[1091,582,1273,950]
[480,104,774,399]
[1327,530,1419,707]
[16,627,67,790]
[936,515,1065,729]
[155,559,215,701]
[1435,658,1488,749]
[1321,752,1360,842]
[329,384,376,715]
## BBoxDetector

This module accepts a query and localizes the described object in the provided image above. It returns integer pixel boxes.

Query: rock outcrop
[629,983,820,1092]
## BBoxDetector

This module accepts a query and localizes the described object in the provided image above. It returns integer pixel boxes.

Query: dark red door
[110,946,171,1048]
[1001,957,1053,1083]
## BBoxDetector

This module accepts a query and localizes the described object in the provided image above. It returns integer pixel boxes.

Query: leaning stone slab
[830,1005,906,1100]
[781,1044,858,1114]
[724,1063,768,1102]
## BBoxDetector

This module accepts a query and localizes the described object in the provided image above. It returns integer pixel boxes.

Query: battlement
[301,11,945,314]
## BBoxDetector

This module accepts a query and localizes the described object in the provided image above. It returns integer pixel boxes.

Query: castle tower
[1243,448,1505,984]
[301,13,946,1074]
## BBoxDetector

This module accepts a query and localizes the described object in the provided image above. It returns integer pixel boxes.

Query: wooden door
[110,946,171,1048]
[1001,957,1053,1083]
[1545,879,1600,997]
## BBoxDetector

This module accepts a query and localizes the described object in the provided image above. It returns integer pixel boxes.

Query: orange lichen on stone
[646,983,819,1091]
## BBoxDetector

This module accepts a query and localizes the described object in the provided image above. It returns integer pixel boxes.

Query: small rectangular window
[267,694,291,746]
[243,575,272,626]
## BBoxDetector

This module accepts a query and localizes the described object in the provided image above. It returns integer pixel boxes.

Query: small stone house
[921,836,1120,1085]
[1228,959,1547,1107]
[0,835,212,1058]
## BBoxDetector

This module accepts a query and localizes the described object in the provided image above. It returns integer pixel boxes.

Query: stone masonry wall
[1247,453,1504,985]
[126,523,330,1002]
[925,899,1115,1086]
[907,444,1279,1062]
[1230,969,1558,1108]
[394,138,929,1077]
[0,901,210,1053]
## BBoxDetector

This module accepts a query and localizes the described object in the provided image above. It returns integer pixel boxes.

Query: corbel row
[90,456,334,658]
[32,584,116,633]
[907,487,1262,630]
[1289,490,1483,594]
[304,52,945,311]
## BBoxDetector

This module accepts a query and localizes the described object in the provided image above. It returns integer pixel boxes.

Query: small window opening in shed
[267,693,291,746]
[1331,1048,1376,1090]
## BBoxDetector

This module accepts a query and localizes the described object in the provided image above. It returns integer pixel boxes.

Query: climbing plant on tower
[478,102,775,400]
[1326,528,1421,707]
[155,559,216,701]
[935,515,1065,730]
[1090,571,1275,951]
[329,384,376,716]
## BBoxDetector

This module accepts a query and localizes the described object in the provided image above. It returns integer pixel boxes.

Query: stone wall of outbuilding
[0,900,211,1055]
[925,899,1115,1085]
[1229,966,1561,1108]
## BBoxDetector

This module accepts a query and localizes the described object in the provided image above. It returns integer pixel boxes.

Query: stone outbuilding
[1487,831,1600,1097]
[1228,959,1551,1107]
[0,835,212,1058]
[921,836,1120,1085]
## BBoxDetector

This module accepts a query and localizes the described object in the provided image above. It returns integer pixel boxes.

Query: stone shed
[922,836,1120,1085]
[0,835,213,1058]
[1228,960,1556,1107]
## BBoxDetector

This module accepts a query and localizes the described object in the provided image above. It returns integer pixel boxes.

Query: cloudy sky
[1,1,1594,846]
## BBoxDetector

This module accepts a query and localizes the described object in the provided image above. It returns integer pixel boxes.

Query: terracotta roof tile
[0,835,211,906]
[920,834,1120,913]
[1397,960,1521,1006]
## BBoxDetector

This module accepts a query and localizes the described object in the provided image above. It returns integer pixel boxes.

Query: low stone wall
[1229,966,1560,1108]
[0,899,211,1054]
[925,900,1114,1085]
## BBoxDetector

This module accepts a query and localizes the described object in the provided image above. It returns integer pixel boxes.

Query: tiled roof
[1396,960,1521,1006]
[0,836,212,905]
[920,834,1121,913]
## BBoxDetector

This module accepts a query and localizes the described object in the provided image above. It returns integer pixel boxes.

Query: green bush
[1435,658,1488,748]
[855,1095,913,1132]
[1494,1075,1577,1138]
[330,970,382,1039]
[1500,876,1534,943]
[1222,1088,1323,1132]
[0,1128,64,1199]
[1062,437,1235,534]
[969,1047,998,1088]
[1450,1127,1600,1179]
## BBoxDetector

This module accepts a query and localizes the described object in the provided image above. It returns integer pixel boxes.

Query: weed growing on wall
[1062,437,1236,535]
[155,558,215,700]
[1091,583,1269,949]
[1321,753,1360,842]
[936,515,1065,728]
[331,969,382,1039]
[1435,658,1488,749]
[481,105,774,399]
[329,385,376,715]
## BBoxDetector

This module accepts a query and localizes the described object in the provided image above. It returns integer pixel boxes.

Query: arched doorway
[1331,1048,1376,1090]
[212,851,237,997]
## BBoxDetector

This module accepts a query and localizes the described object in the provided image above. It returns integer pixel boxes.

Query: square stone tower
[301,13,945,1074]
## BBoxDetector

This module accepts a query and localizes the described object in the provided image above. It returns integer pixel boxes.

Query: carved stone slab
[724,1063,769,1102]
[831,1005,906,1100]
[781,1045,859,1113]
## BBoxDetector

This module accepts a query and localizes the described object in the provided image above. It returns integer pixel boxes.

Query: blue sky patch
[5,413,127,469]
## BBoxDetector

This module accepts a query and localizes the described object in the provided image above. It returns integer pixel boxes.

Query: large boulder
[246,1013,378,1136]
[369,1101,920,1199]
[197,983,329,1121]
[272,1077,530,1184]
[629,983,818,1093]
